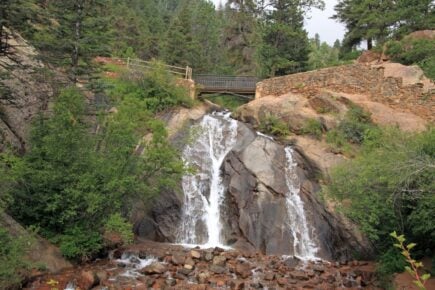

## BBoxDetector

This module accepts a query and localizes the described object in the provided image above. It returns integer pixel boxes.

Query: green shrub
[109,60,193,112]
[259,114,290,137]
[377,247,407,276]
[302,118,323,139]
[325,105,375,155]
[386,39,435,80]
[0,227,31,289]
[327,127,435,253]
[104,213,134,245]
[59,226,102,261]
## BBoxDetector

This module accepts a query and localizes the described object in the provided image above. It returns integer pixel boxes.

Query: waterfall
[177,112,238,247]
[284,147,319,260]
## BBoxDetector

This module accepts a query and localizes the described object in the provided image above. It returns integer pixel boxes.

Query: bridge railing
[193,75,259,92]
[126,58,192,80]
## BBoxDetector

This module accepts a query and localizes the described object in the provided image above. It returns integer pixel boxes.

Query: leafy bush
[259,113,290,137]
[108,60,193,113]
[377,247,407,276]
[386,39,435,80]
[302,118,323,139]
[326,105,375,155]
[327,127,435,254]
[104,213,134,245]
[59,226,102,262]
[3,87,185,261]
[0,227,31,289]
[390,232,431,290]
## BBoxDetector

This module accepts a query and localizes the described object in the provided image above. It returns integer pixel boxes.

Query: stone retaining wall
[255,64,428,104]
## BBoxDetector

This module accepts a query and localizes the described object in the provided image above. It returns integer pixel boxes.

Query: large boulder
[0,213,72,273]
[221,133,374,260]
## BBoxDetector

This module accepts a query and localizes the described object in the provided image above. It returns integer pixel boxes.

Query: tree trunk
[367,38,373,50]
[72,0,84,83]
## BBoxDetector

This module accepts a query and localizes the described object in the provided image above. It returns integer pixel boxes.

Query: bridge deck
[194,75,258,94]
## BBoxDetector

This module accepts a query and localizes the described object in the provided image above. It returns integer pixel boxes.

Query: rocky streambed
[27,240,380,290]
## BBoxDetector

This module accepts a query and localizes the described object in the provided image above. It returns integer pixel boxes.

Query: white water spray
[177,112,238,247]
[284,147,319,260]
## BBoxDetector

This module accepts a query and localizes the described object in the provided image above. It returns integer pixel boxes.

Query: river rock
[212,255,227,266]
[235,262,252,279]
[141,262,167,274]
[197,271,210,284]
[172,254,185,265]
[209,264,226,274]
[79,270,99,290]
[185,257,195,267]
[190,250,201,259]
[204,251,214,261]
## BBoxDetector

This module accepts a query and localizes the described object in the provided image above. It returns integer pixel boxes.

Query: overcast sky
[211,0,345,45]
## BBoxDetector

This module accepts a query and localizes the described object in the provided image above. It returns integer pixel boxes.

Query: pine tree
[258,0,322,77]
[221,0,259,75]
[333,0,434,50]
[39,0,111,81]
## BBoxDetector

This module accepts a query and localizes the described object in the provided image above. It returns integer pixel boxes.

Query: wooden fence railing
[126,58,192,80]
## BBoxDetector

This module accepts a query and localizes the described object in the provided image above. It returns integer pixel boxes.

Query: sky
[211,0,345,45]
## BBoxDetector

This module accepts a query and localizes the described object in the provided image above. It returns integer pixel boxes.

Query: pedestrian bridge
[125,58,259,97]
[193,75,259,95]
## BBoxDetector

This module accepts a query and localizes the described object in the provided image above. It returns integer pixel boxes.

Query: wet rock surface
[221,134,374,260]
[26,240,381,290]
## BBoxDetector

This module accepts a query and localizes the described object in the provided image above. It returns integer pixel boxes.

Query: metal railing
[194,75,259,93]
[126,57,192,80]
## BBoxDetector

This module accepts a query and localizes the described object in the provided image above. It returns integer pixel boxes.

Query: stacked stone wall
[255,63,434,121]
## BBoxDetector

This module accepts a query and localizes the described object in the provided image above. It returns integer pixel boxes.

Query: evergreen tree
[333,0,395,50]
[162,0,223,73]
[221,0,259,75]
[333,0,434,50]
[258,0,322,77]
[37,0,111,81]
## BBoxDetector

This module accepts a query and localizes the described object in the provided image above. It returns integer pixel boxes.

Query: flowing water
[284,147,319,259]
[177,112,238,247]
[177,113,319,258]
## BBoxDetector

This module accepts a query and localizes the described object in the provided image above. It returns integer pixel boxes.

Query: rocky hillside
[0,28,60,153]
[235,62,433,175]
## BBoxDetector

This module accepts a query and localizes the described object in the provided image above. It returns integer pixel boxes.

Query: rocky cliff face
[221,126,373,260]
[0,28,63,153]
[138,112,373,261]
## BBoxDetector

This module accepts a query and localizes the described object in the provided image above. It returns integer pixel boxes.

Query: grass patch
[301,118,323,139]
[259,113,290,137]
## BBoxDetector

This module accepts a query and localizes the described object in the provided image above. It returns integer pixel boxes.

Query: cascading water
[284,147,319,260]
[177,112,238,247]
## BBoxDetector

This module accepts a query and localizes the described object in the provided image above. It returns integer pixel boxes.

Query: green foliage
[2,86,185,261]
[203,94,248,112]
[308,35,345,69]
[333,0,434,50]
[258,22,310,77]
[326,105,375,151]
[104,213,134,245]
[327,127,435,254]
[107,61,193,113]
[58,226,102,262]
[377,247,408,276]
[302,118,323,139]
[259,113,290,137]
[0,226,32,289]
[386,39,435,80]
[391,231,431,289]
